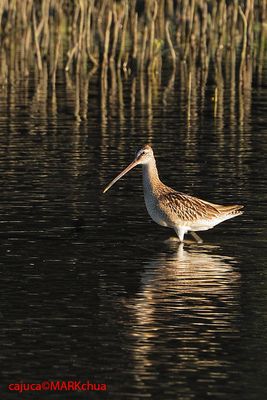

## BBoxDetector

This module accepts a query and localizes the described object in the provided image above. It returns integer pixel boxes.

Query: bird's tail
[217,204,244,216]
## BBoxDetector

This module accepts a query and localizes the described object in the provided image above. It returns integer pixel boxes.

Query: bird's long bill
[103,159,139,193]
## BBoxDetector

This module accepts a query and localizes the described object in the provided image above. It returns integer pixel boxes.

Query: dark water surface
[0,66,267,399]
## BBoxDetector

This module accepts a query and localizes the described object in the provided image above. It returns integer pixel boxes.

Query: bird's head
[134,144,154,165]
[103,144,154,193]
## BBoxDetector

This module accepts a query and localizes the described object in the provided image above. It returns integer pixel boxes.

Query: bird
[103,145,244,243]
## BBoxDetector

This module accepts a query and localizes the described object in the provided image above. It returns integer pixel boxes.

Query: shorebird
[103,145,243,243]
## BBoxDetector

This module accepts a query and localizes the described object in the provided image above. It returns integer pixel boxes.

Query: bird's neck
[142,157,161,193]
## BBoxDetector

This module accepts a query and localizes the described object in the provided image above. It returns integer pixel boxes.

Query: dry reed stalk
[117,69,125,126]
[131,12,138,70]
[148,0,158,73]
[200,2,208,71]
[77,0,85,72]
[187,71,192,123]
[97,0,108,45]
[158,0,165,39]
[257,16,266,84]
[110,5,120,63]
[184,0,195,60]
[230,1,239,46]
[109,61,117,103]
[129,0,137,35]
[51,35,61,85]
[0,0,265,97]
[130,76,136,117]
[75,73,81,122]
[245,0,254,56]
[180,0,189,59]
[40,0,50,54]
[117,1,128,70]
[163,67,176,106]
[102,10,112,67]
[239,5,248,83]
[86,3,98,66]
[215,0,226,61]
[32,5,43,72]
[65,44,78,72]
[165,20,176,68]
[140,26,148,71]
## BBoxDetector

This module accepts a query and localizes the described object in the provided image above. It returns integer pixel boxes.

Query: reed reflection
[126,244,240,395]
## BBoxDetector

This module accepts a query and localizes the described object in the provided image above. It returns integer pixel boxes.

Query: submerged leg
[190,231,203,244]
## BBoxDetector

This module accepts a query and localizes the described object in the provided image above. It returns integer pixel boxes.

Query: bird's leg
[174,227,185,243]
[190,231,203,244]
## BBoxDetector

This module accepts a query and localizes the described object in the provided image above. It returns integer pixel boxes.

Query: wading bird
[103,145,243,243]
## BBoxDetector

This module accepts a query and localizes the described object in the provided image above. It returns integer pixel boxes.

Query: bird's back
[155,187,243,229]
[141,155,243,231]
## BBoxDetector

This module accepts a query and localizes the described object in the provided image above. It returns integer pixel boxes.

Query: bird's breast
[143,190,171,227]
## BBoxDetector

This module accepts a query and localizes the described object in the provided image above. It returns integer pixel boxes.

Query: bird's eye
[136,149,147,158]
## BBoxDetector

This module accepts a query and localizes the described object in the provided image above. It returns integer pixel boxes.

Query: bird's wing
[158,191,225,222]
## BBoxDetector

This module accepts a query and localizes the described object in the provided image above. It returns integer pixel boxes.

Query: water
[0,65,267,399]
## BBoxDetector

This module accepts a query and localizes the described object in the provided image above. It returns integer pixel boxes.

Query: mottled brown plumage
[103,145,244,243]
[158,190,243,222]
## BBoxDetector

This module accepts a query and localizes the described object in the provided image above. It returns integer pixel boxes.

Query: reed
[0,0,265,80]
[0,0,266,133]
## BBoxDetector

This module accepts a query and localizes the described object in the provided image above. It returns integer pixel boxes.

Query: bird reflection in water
[124,244,241,397]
